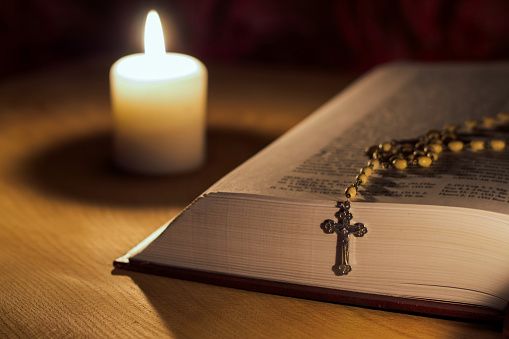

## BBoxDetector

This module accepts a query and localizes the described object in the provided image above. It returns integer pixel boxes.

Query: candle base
[114,141,206,175]
[114,156,206,175]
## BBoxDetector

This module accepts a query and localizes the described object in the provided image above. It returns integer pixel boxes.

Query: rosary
[321,113,509,275]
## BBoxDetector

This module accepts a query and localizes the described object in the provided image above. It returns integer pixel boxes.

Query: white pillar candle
[110,10,207,174]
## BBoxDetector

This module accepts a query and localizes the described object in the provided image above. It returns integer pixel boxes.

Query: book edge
[115,223,169,264]
[113,258,504,323]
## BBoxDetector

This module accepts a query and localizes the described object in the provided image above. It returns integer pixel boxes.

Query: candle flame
[144,10,166,57]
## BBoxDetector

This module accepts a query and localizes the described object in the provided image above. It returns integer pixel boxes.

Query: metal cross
[321,201,367,275]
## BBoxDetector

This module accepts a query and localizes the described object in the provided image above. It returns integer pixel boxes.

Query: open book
[115,63,509,321]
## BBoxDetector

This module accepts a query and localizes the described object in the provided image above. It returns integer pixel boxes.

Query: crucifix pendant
[321,201,367,275]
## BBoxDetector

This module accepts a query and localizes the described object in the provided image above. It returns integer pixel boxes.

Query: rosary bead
[392,158,407,170]
[465,120,478,131]
[426,130,441,140]
[470,140,485,151]
[414,141,426,149]
[497,112,509,124]
[426,143,443,154]
[388,154,402,163]
[448,140,464,152]
[443,125,458,133]
[380,143,392,152]
[441,130,457,141]
[417,156,432,167]
[427,151,438,161]
[365,145,379,158]
[345,186,357,199]
[482,116,496,128]
[356,173,368,185]
[490,139,506,151]
[361,166,372,176]
[368,159,380,170]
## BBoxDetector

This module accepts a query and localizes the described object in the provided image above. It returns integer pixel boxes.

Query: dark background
[2,0,509,77]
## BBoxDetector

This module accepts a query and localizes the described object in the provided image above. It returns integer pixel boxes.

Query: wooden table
[0,57,503,338]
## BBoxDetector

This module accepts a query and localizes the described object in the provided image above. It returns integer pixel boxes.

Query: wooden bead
[470,140,484,151]
[490,139,506,151]
[448,140,463,152]
[356,173,368,185]
[417,156,432,167]
[392,158,407,170]
[482,116,496,128]
[345,186,357,199]
[368,159,380,170]
[361,166,372,177]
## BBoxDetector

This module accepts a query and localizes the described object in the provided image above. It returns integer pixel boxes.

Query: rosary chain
[344,113,509,200]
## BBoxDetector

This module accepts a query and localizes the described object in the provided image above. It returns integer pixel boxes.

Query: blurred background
[2,0,509,77]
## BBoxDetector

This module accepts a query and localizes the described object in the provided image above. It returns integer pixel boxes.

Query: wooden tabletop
[0,57,503,338]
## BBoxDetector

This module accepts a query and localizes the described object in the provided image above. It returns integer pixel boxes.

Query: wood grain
[0,56,502,338]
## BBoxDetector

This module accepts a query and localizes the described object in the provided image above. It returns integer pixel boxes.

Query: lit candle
[110,10,207,174]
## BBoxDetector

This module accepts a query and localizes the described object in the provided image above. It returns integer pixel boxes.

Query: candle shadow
[20,128,274,207]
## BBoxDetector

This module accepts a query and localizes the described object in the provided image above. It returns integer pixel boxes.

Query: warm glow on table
[1,53,500,337]
[110,10,207,174]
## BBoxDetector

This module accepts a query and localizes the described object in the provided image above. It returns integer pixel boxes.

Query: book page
[210,63,509,214]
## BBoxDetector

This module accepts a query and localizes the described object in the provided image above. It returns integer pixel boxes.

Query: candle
[110,10,207,174]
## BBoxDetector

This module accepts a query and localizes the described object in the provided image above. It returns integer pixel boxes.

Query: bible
[115,62,509,321]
